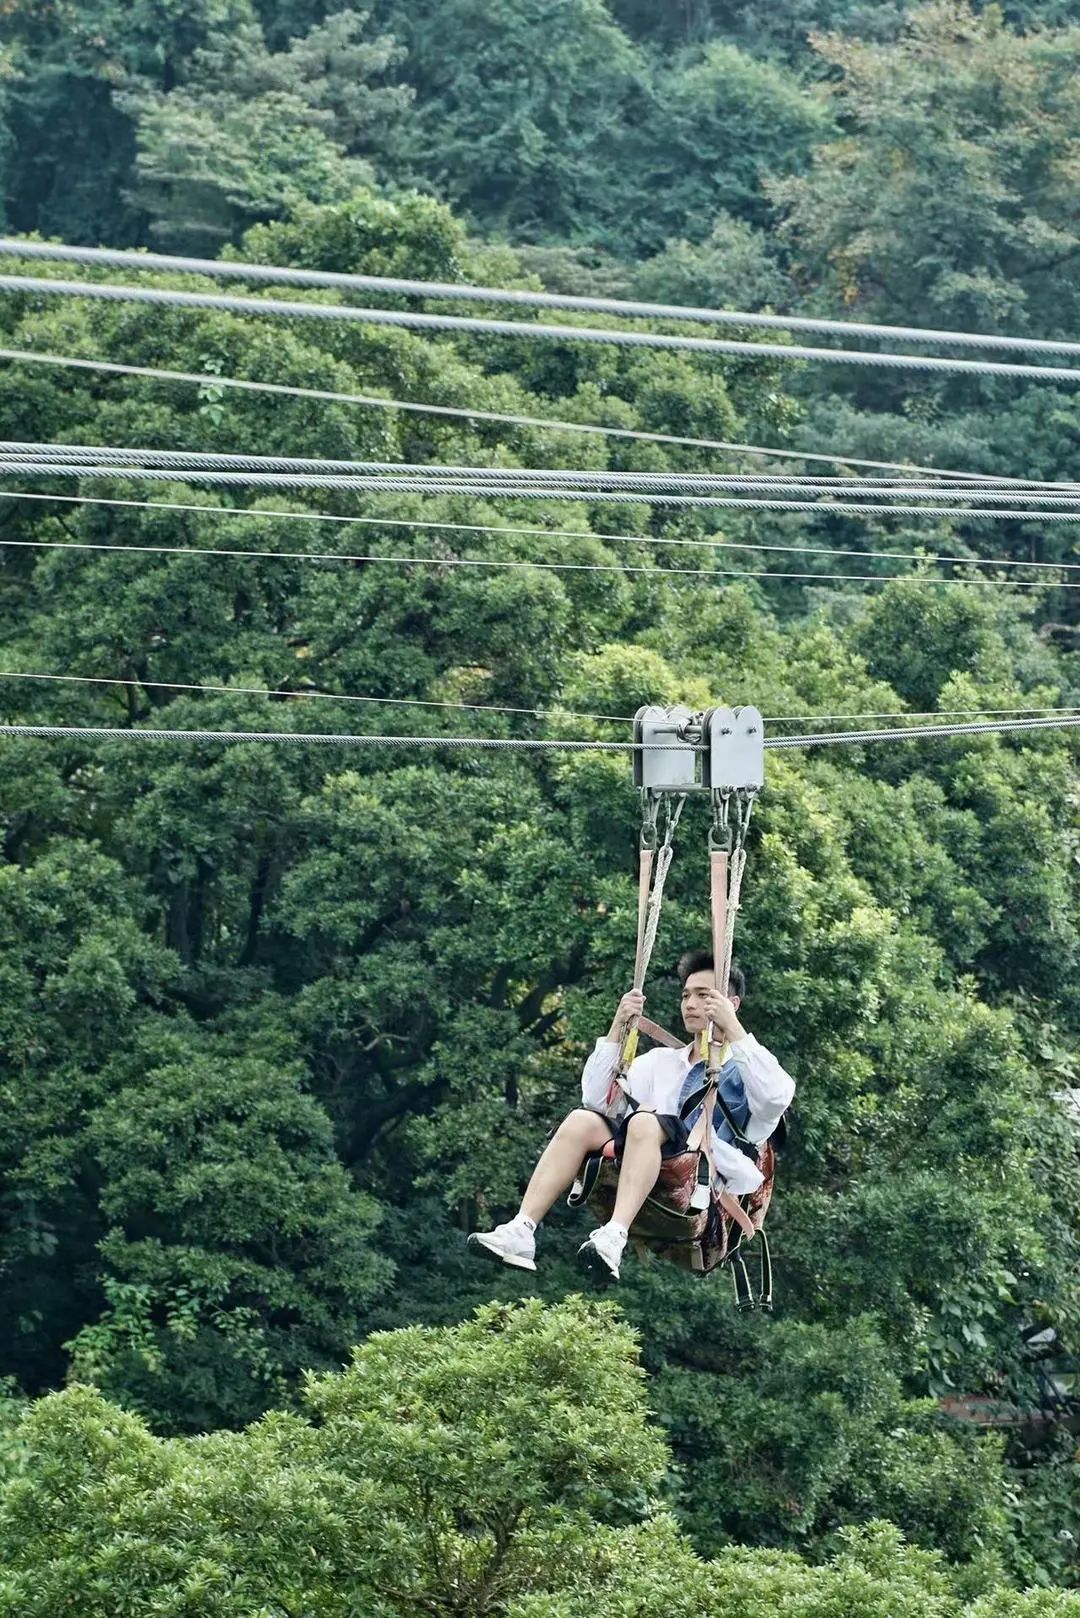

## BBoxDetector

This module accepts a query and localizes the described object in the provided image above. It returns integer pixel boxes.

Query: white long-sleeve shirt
[581,1033,795,1196]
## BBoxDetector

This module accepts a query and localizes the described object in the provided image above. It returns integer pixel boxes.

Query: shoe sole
[467,1234,537,1272]
[577,1241,620,1285]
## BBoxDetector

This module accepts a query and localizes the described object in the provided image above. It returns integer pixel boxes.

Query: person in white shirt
[468,951,795,1281]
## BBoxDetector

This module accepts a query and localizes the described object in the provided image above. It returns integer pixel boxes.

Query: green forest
[2,0,1080,1612]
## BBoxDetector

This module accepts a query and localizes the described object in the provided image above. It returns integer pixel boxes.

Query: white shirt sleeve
[581,1038,620,1110]
[580,1039,657,1115]
[728,1032,795,1145]
[711,1137,764,1197]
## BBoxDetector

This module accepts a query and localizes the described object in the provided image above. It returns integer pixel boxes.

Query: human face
[680,970,716,1035]
[680,970,740,1036]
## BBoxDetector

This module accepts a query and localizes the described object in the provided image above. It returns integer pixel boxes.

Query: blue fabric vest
[679,1058,751,1143]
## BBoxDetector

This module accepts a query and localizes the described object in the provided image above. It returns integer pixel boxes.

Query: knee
[623,1110,663,1143]
[558,1108,603,1138]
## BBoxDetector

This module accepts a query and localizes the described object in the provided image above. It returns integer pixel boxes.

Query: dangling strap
[568,1150,605,1208]
[730,1251,754,1310]
[758,1228,773,1310]
[718,1189,757,1240]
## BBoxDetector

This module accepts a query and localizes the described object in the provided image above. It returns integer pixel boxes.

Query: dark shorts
[583,1106,692,1163]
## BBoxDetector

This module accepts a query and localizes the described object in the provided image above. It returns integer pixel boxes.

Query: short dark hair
[677,950,746,1000]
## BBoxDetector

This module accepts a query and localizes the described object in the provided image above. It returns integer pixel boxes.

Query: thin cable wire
[15,668,1080,731]
[0,670,633,724]
[1,526,1075,589]
[2,714,1080,750]
[0,724,646,751]
[0,346,1055,488]
[5,489,1080,577]
[9,275,1080,383]
[4,669,1076,732]
[7,238,1080,360]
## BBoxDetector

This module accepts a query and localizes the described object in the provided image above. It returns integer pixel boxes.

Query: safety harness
[568,704,779,1305]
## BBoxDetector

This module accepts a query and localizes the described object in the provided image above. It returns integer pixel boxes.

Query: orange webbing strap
[635,843,655,987]
[718,1190,757,1240]
[710,844,729,992]
[608,794,687,1104]
[703,835,758,1241]
[606,841,654,1106]
[706,839,730,1088]
[704,841,730,1156]
[637,1015,683,1050]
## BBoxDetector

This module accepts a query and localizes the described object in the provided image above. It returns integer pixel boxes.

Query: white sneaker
[577,1221,627,1283]
[467,1217,537,1272]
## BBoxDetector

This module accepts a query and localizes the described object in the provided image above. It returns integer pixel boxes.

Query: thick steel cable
[1,441,1061,487]
[2,526,1075,590]
[9,443,1080,503]
[767,714,1080,748]
[5,488,1078,576]
[0,346,1055,489]
[8,458,1080,505]
[8,275,1080,383]
[2,714,1080,750]
[8,461,1080,521]
[0,670,632,725]
[6,238,1080,361]
[766,703,1080,725]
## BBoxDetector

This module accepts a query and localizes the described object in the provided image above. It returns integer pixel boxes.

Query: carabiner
[639,788,660,851]
[708,789,733,853]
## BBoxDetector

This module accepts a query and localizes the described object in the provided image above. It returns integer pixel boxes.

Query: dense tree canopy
[4,1299,1080,1617]
[0,0,1079,1609]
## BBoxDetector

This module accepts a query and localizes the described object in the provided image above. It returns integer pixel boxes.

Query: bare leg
[611,1111,664,1229]
[520,1109,613,1224]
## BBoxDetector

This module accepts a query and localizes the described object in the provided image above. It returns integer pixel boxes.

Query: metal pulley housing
[633,703,764,795]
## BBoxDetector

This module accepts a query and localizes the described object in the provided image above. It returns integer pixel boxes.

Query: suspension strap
[608,792,686,1105]
[709,794,731,990]
[694,786,762,1226]
[706,789,733,1080]
[722,791,755,989]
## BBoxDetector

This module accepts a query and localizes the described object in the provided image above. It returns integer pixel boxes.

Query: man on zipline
[469,950,795,1281]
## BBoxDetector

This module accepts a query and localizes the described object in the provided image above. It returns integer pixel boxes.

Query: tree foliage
[1,0,1080,1602]
[3,1300,1079,1617]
